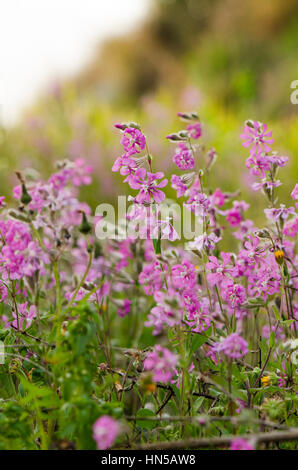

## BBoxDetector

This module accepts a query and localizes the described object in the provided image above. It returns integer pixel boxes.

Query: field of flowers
[0,111,297,451]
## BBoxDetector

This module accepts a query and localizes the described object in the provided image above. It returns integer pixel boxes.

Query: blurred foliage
[0,0,297,224]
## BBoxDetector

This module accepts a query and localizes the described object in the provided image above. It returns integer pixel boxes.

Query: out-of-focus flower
[230,438,254,450]
[212,333,248,359]
[144,345,177,383]
[187,122,202,139]
[93,416,119,450]
[240,121,273,156]
[120,127,146,156]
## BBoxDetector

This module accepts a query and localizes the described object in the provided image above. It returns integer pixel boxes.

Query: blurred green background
[1,0,297,226]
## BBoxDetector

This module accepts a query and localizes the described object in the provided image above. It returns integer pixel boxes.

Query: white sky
[0,0,151,125]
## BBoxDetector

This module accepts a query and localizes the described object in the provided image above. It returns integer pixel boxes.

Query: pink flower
[291,183,298,208]
[144,345,177,383]
[139,262,164,295]
[11,303,37,331]
[171,175,187,198]
[187,122,202,139]
[120,127,146,156]
[241,121,274,156]
[93,416,119,450]
[117,299,131,317]
[252,179,282,191]
[226,209,243,227]
[206,252,237,286]
[129,168,168,203]
[230,438,254,450]
[283,217,298,237]
[171,260,197,289]
[173,148,194,170]
[185,190,210,217]
[222,282,246,308]
[112,156,138,184]
[264,205,295,221]
[213,333,248,359]
[187,232,221,252]
[210,188,226,207]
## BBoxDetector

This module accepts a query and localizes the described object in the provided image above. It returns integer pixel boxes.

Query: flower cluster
[0,111,296,451]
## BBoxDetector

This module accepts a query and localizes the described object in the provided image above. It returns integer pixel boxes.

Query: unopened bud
[78,212,92,235]
[21,183,32,205]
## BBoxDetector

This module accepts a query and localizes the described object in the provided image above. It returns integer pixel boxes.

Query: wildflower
[252,179,282,192]
[186,122,202,139]
[226,209,243,227]
[221,282,246,308]
[11,303,37,331]
[144,345,177,383]
[283,217,298,237]
[206,252,237,286]
[112,156,138,184]
[129,168,168,203]
[230,438,254,450]
[171,174,188,198]
[93,416,119,450]
[138,262,164,296]
[185,189,210,217]
[173,147,194,170]
[274,249,284,265]
[213,333,248,359]
[261,376,271,387]
[240,121,274,156]
[171,260,197,289]
[120,127,146,156]
[187,232,221,252]
[291,183,298,207]
[265,205,295,222]
[117,299,131,318]
[210,188,226,207]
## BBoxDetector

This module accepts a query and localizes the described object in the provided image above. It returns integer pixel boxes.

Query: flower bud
[21,183,32,205]
[78,212,92,235]
[274,249,284,265]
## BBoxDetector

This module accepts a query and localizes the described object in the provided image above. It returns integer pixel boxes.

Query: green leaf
[269,331,275,348]
[272,304,281,321]
[136,408,157,429]
[189,328,211,357]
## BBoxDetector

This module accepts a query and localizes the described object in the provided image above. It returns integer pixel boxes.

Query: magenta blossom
[117,299,131,317]
[144,345,177,383]
[213,333,248,359]
[221,282,246,308]
[11,303,37,331]
[206,252,237,286]
[93,416,119,450]
[171,174,188,198]
[120,127,146,156]
[187,233,221,252]
[210,188,226,207]
[241,121,274,156]
[129,168,168,203]
[187,122,202,139]
[230,438,254,450]
[112,156,138,184]
[139,262,164,295]
[291,183,298,207]
[171,260,197,289]
[264,205,295,222]
[173,148,194,170]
